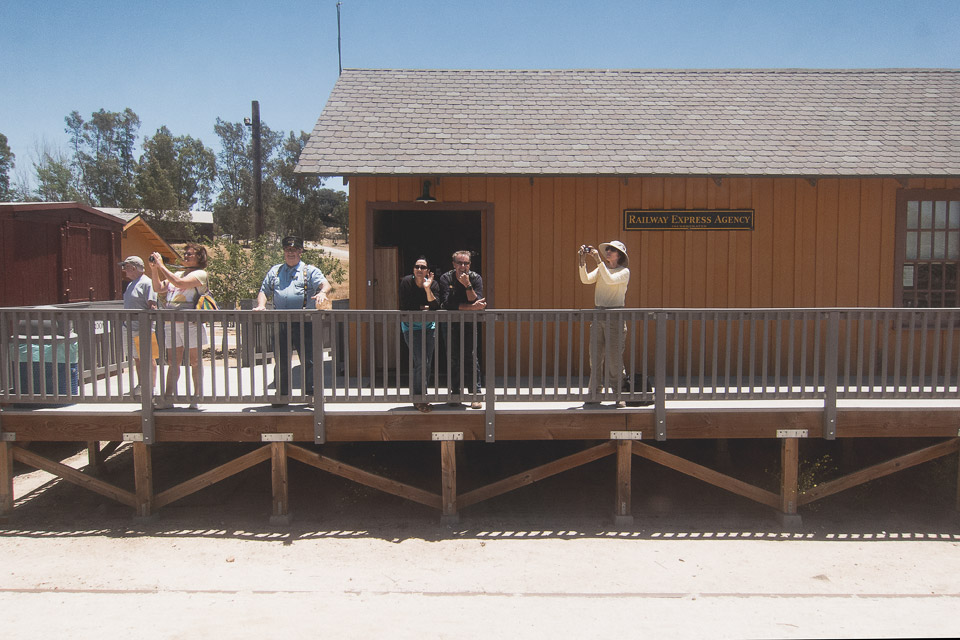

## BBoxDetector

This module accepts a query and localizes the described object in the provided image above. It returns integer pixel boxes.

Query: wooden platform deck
[3,392,958,529]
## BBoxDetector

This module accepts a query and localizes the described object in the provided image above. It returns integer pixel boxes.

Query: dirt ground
[2,439,960,639]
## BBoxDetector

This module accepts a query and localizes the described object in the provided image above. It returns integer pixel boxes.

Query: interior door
[373,246,400,374]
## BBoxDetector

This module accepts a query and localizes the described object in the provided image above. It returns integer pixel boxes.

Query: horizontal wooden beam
[286,444,442,510]
[1,406,958,442]
[12,445,137,508]
[458,441,617,509]
[632,441,780,509]
[154,445,272,509]
[799,438,960,506]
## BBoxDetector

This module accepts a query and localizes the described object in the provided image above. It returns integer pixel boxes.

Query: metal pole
[251,100,264,239]
[337,2,343,76]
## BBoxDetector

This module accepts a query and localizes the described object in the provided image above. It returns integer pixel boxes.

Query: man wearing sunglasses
[438,250,486,409]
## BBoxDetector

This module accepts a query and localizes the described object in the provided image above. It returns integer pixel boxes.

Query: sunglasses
[413,265,428,270]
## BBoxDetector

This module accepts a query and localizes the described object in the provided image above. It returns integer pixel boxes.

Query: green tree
[65,108,141,207]
[0,133,14,200]
[204,236,344,308]
[136,126,216,239]
[34,147,85,203]
[212,117,282,242]
[273,131,349,242]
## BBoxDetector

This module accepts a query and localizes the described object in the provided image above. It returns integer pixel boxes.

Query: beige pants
[588,311,627,397]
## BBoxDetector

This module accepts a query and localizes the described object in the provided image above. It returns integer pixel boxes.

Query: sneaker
[132,384,142,396]
[469,401,483,410]
[152,398,173,410]
[615,400,627,409]
[189,402,200,410]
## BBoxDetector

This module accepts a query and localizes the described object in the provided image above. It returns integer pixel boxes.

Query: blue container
[11,333,80,397]
[17,362,80,395]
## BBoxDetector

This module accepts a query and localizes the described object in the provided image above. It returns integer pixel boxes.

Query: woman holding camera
[149,244,210,409]
[578,241,630,407]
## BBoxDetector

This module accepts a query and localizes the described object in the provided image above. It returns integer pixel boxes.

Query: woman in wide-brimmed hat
[578,240,630,407]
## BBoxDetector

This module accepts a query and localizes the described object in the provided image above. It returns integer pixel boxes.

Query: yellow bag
[195,293,219,310]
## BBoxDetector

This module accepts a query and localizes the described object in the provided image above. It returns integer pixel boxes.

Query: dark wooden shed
[0,202,124,306]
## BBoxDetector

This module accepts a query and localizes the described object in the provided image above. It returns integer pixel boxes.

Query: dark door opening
[373,209,483,285]
[371,209,484,383]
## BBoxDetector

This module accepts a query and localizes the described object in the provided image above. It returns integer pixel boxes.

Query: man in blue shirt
[254,236,331,406]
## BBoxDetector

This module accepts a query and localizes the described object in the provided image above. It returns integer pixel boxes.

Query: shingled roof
[297,69,960,178]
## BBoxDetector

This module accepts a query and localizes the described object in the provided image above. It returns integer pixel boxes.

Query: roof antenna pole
[337,2,343,76]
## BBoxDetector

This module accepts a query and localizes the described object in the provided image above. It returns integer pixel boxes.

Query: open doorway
[372,209,483,291]
[369,207,487,383]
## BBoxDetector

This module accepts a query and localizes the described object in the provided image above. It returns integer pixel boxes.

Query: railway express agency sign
[624,209,754,231]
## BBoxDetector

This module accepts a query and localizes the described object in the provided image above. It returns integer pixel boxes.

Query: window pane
[935,201,947,229]
[907,201,919,228]
[921,201,933,229]
[906,231,918,259]
[949,231,959,260]
[930,263,943,290]
[902,264,915,288]
[916,263,929,289]
[920,231,932,259]
[934,231,946,259]
[950,201,960,229]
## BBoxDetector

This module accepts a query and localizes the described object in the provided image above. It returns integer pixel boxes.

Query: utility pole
[337,2,343,75]
[251,100,264,238]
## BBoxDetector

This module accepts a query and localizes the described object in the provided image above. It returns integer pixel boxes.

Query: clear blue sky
[2,0,958,193]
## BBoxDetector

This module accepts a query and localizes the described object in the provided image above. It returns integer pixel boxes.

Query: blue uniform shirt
[260,261,329,310]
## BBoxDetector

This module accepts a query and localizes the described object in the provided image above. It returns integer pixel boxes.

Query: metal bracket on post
[655,311,667,441]
[313,312,326,444]
[484,312,496,442]
[1,432,15,442]
[823,311,839,440]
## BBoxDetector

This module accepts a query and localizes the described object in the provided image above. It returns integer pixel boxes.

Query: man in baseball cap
[281,236,304,250]
[119,256,145,269]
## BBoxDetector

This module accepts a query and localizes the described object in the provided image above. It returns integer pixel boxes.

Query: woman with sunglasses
[578,240,631,407]
[399,256,440,412]
[149,244,210,409]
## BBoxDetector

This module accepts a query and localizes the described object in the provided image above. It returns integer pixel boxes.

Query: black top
[398,274,441,311]
[438,270,484,311]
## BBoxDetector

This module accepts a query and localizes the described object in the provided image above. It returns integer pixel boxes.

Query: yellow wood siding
[349,176,960,311]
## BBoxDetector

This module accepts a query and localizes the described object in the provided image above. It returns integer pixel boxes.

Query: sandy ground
[2,441,960,639]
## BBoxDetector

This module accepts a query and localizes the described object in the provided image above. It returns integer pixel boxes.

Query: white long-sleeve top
[579,262,630,307]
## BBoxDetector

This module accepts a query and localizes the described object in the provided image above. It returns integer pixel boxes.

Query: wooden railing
[2,305,958,441]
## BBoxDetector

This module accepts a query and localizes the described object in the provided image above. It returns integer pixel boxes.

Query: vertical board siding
[350,176,960,312]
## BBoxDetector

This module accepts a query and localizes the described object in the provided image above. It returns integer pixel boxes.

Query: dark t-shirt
[438,270,484,310]
[398,275,441,311]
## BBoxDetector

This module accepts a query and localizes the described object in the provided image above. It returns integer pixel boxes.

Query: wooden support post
[1,442,13,521]
[87,441,106,477]
[270,442,291,525]
[133,442,154,519]
[441,440,459,524]
[614,440,633,527]
[778,437,802,529]
[956,442,960,513]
